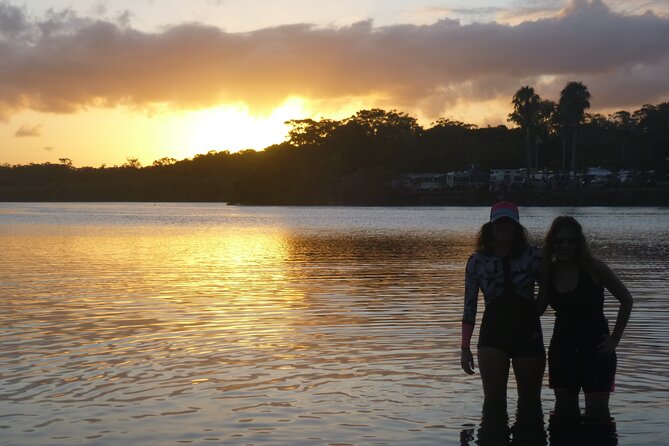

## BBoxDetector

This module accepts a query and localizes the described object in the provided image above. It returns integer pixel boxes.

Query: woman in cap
[460,201,545,408]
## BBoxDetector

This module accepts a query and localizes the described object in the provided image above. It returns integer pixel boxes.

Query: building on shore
[396,166,660,193]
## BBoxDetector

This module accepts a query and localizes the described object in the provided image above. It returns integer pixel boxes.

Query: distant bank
[3,185,667,207]
[381,185,669,207]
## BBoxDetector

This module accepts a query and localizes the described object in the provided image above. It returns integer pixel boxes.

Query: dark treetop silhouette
[2,88,668,205]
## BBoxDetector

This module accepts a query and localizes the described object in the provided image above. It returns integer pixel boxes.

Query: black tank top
[549,268,609,350]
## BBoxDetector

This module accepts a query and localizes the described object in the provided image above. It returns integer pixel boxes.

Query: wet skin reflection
[548,412,617,446]
[460,399,546,446]
[460,401,618,445]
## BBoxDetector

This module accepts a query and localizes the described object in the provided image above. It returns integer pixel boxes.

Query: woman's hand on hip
[597,335,619,355]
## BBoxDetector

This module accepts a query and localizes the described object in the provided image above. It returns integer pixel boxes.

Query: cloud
[0,0,668,123]
[14,123,42,137]
[43,146,54,151]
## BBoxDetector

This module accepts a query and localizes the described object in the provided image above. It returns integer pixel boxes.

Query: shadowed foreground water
[0,204,667,445]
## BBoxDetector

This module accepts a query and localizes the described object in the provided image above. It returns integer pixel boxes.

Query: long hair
[475,220,529,257]
[543,216,592,267]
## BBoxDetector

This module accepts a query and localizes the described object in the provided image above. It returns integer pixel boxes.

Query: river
[0,203,667,445]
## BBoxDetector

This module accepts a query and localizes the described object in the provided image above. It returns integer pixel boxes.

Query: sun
[184,97,308,154]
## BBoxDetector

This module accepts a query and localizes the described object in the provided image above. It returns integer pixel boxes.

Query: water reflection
[460,405,619,445]
[460,400,546,446]
[0,204,668,445]
[2,225,470,444]
[548,414,617,446]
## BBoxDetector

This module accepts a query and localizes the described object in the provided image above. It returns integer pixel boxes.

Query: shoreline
[2,185,668,207]
[380,185,669,207]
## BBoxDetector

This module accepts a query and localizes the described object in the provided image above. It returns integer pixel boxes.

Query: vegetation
[558,81,592,172]
[1,84,668,205]
[509,85,541,170]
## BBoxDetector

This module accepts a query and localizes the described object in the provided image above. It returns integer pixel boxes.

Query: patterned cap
[490,201,519,223]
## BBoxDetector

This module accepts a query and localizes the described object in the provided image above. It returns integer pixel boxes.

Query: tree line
[1,83,667,204]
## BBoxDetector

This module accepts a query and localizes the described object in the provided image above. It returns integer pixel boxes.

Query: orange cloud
[0,0,668,123]
[14,123,42,137]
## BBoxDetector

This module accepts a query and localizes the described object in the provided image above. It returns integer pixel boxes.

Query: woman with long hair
[539,216,633,420]
[461,202,545,409]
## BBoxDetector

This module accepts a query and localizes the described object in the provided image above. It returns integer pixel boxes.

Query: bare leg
[553,388,580,418]
[478,347,510,407]
[584,392,611,419]
[548,411,582,446]
[583,393,616,445]
[478,399,511,445]
[512,355,545,404]
[512,394,547,445]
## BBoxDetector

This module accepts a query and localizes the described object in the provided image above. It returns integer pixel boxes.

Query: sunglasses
[554,236,576,245]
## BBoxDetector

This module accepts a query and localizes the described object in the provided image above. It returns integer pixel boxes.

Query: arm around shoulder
[536,267,551,316]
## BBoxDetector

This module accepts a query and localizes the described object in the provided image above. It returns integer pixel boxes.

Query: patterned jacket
[462,246,543,325]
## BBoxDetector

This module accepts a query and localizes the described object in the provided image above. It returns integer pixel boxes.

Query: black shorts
[477,293,545,358]
[478,325,545,358]
[548,344,616,394]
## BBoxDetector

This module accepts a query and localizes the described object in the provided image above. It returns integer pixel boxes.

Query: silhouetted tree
[286,118,341,147]
[611,111,634,166]
[1,98,667,204]
[152,157,177,167]
[509,86,541,170]
[58,158,73,168]
[633,103,669,172]
[558,82,591,173]
[123,157,142,168]
[534,99,557,169]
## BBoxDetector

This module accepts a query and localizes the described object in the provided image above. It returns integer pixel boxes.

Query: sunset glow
[184,98,309,155]
[1,0,668,167]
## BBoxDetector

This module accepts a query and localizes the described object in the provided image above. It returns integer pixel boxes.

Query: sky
[1,0,668,167]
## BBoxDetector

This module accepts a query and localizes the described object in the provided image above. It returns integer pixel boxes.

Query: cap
[490,201,519,223]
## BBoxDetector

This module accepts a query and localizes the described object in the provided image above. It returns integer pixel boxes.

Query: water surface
[1,203,667,445]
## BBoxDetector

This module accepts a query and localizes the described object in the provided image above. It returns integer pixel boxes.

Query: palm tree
[550,103,569,171]
[558,82,591,173]
[509,86,541,171]
[612,110,634,166]
[535,99,556,169]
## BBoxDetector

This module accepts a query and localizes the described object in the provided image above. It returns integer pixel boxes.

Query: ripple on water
[0,204,668,444]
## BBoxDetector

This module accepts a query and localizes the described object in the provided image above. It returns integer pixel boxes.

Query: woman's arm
[532,246,550,316]
[536,267,551,316]
[591,258,634,354]
[460,324,475,375]
[461,255,479,374]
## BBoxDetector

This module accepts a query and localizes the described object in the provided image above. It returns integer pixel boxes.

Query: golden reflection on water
[127,228,307,353]
[1,205,668,445]
[2,227,313,361]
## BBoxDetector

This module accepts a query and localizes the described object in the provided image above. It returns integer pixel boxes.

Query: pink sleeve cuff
[461,323,474,349]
